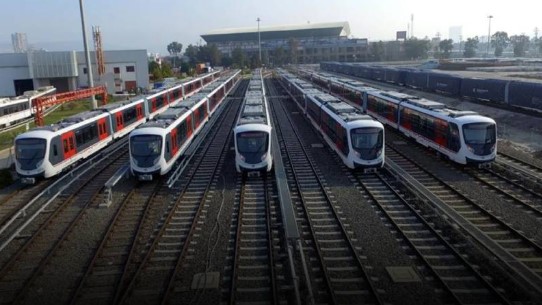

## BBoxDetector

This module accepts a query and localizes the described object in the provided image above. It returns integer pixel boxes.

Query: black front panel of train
[15,138,46,170]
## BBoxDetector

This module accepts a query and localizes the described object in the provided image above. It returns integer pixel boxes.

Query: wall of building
[0,53,31,96]
[0,49,149,96]
[76,50,148,93]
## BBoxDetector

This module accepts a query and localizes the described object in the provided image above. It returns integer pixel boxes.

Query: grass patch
[0,100,95,151]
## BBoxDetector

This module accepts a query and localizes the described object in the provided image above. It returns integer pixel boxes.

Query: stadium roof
[201,22,351,43]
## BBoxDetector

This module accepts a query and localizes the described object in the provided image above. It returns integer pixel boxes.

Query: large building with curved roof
[201,21,368,64]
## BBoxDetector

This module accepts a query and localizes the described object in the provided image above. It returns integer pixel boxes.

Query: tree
[491,31,509,57]
[149,61,163,81]
[221,56,233,67]
[439,39,454,58]
[272,46,286,66]
[161,61,173,78]
[369,41,385,61]
[463,37,479,58]
[510,35,530,57]
[167,41,183,68]
[404,38,431,59]
[184,44,199,65]
[288,38,299,64]
[208,44,222,66]
[232,48,245,68]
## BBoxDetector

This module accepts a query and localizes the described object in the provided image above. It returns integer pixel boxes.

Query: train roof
[137,106,189,129]
[371,91,481,119]
[237,97,268,126]
[98,98,144,111]
[34,110,107,132]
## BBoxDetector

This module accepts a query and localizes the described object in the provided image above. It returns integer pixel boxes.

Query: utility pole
[79,0,97,109]
[257,17,262,66]
[487,15,493,57]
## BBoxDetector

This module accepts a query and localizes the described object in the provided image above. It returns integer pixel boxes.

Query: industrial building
[0,49,149,97]
[201,21,369,64]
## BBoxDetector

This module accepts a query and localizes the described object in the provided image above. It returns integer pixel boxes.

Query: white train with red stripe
[129,70,241,180]
[14,70,236,184]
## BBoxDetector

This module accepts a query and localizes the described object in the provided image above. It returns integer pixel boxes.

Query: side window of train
[448,123,460,152]
[53,145,58,156]
[166,141,170,154]
[69,137,75,150]
[63,139,69,153]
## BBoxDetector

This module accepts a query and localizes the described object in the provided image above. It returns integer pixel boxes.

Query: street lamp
[257,17,262,65]
[487,15,493,57]
[79,0,97,109]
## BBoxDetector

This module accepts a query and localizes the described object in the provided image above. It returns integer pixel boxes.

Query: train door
[136,104,144,120]
[61,131,76,159]
[186,116,193,138]
[98,118,109,140]
[170,129,179,156]
[116,112,124,131]
[193,108,201,129]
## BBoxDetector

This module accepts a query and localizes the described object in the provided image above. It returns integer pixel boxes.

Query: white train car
[0,86,56,128]
[233,70,273,173]
[129,96,209,180]
[15,111,113,183]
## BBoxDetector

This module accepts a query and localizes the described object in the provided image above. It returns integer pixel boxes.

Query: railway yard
[1,68,542,305]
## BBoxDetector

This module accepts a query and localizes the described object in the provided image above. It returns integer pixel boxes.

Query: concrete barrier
[0,147,14,170]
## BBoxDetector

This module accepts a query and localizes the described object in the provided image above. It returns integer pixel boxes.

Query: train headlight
[261,153,267,161]
[490,144,496,152]
[353,150,361,158]
[35,160,44,169]
[376,149,382,156]
[153,156,160,165]
[467,145,475,153]
[239,154,245,162]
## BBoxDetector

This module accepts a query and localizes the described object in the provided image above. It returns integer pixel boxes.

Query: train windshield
[236,131,268,164]
[130,135,162,167]
[350,127,383,160]
[15,138,46,170]
[462,123,496,155]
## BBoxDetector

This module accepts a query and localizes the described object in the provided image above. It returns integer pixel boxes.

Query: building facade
[201,22,369,64]
[0,49,149,96]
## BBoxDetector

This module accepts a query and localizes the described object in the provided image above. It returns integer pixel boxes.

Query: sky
[0,0,540,55]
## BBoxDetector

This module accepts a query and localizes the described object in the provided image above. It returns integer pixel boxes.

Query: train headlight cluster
[467,145,475,153]
[261,153,267,161]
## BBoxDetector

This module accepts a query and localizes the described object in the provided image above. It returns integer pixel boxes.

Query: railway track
[0,148,129,304]
[67,180,163,305]
[270,80,382,305]
[496,152,542,184]
[225,173,283,304]
[352,170,512,304]
[0,180,52,229]
[113,81,246,305]
[384,142,542,297]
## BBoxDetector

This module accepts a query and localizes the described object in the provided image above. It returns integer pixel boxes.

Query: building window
[126,66,135,72]
[114,67,120,73]
[83,67,87,74]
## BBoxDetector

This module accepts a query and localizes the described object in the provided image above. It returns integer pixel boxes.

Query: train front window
[236,132,268,164]
[130,135,162,166]
[15,138,46,170]
[350,127,383,160]
[462,123,496,155]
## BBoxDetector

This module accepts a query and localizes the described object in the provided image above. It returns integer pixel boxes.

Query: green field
[0,100,96,151]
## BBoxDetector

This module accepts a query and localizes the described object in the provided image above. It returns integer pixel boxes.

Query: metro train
[298,69,497,165]
[14,70,233,184]
[279,70,385,171]
[233,69,273,173]
[129,71,241,180]
[0,86,56,128]
[320,62,542,113]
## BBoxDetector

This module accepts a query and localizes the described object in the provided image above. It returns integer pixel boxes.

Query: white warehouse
[0,49,149,96]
